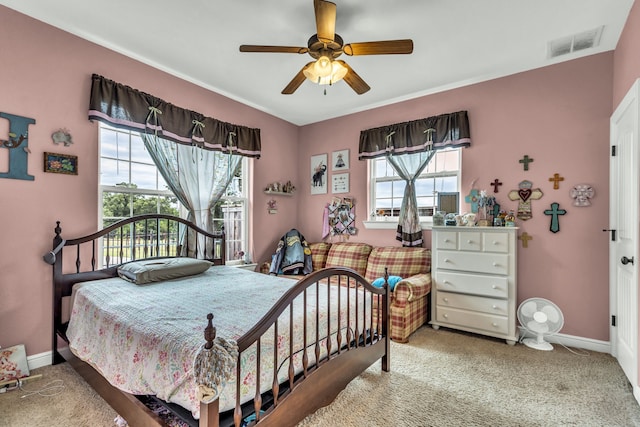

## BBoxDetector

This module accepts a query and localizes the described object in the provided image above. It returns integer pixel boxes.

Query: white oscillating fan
[517,297,564,351]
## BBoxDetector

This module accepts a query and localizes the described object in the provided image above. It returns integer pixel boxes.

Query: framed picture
[44,152,78,175]
[437,192,459,215]
[332,149,349,171]
[311,153,328,195]
[332,172,349,194]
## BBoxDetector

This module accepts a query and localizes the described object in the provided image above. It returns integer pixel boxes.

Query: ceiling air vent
[548,26,604,58]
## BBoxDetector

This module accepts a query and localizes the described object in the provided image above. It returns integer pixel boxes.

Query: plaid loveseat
[309,242,431,343]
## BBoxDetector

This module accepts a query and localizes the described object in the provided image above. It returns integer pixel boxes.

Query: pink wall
[0,6,299,356]
[299,53,613,341]
[614,0,640,107]
[2,2,638,360]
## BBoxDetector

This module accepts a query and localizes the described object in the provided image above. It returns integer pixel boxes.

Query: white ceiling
[1,0,635,125]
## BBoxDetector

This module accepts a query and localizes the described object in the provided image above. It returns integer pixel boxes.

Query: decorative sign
[518,232,533,248]
[544,202,567,233]
[570,184,594,206]
[508,180,543,221]
[519,155,534,171]
[548,173,564,190]
[465,189,480,213]
[267,199,277,214]
[331,149,349,171]
[44,152,78,175]
[326,197,356,237]
[0,112,36,181]
[332,173,349,194]
[490,178,502,193]
[310,153,328,195]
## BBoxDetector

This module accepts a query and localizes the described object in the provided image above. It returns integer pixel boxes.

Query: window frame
[97,123,250,263]
[364,148,462,230]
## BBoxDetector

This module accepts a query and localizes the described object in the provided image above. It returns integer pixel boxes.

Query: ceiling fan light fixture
[303,57,347,85]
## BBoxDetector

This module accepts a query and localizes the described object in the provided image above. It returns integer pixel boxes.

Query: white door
[610,79,639,393]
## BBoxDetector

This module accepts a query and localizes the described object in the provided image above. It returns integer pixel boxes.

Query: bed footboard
[198,267,390,427]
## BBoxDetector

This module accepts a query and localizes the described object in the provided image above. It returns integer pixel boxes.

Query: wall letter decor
[0,112,36,181]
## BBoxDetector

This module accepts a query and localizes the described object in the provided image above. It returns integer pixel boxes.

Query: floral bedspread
[66,266,369,419]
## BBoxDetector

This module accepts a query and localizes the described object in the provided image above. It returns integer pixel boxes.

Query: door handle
[621,256,635,265]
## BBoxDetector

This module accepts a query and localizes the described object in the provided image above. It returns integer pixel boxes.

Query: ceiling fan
[239,0,413,95]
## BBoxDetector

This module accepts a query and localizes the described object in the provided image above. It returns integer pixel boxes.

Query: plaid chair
[264,241,431,343]
[364,246,431,343]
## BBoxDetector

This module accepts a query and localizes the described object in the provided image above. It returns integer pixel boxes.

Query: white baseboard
[27,351,52,370]
[517,327,611,353]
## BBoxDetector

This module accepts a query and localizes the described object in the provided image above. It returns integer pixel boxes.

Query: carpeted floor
[2,326,640,426]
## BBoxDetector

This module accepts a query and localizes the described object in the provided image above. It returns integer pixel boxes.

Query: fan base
[522,338,554,351]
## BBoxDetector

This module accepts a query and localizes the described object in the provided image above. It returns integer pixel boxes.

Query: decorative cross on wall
[508,180,543,221]
[465,189,480,213]
[544,202,567,233]
[519,155,534,171]
[518,232,533,248]
[548,173,564,190]
[490,178,502,193]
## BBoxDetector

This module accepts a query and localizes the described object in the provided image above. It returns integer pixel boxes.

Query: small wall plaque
[44,152,78,175]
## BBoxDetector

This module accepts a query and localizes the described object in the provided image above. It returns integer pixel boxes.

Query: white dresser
[430,226,518,344]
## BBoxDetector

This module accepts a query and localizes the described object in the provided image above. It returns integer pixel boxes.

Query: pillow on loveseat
[371,275,403,291]
[364,246,430,283]
[309,242,332,271]
[325,242,373,277]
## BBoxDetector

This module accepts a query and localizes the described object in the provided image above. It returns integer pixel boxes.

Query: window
[369,148,461,221]
[98,124,248,263]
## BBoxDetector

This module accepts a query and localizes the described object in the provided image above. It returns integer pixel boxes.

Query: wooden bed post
[382,267,390,372]
[52,221,65,365]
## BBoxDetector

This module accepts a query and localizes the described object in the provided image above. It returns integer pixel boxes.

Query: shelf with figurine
[264,180,296,196]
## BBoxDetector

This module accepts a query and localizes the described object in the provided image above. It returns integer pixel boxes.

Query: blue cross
[465,189,480,213]
[544,202,566,233]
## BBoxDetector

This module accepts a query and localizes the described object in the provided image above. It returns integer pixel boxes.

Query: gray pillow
[117,257,213,285]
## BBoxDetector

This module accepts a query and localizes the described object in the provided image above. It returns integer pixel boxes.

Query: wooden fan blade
[240,45,308,54]
[314,0,336,43]
[282,62,314,94]
[337,61,370,95]
[343,39,414,56]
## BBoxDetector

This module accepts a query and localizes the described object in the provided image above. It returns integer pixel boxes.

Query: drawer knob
[443,280,450,285]
[492,322,498,327]
[492,262,498,267]
[492,285,497,289]
[492,241,498,245]
[444,239,450,243]
[467,239,473,244]
[443,314,449,319]
[444,258,450,263]
[443,298,449,303]
[492,305,498,309]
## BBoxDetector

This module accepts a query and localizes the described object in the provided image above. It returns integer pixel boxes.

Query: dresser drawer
[435,231,457,250]
[436,291,508,315]
[436,250,510,275]
[482,232,510,253]
[459,231,481,251]
[436,306,509,335]
[435,271,509,298]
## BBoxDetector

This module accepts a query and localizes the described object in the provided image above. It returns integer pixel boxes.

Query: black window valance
[358,110,471,160]
[88,74,261,158]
